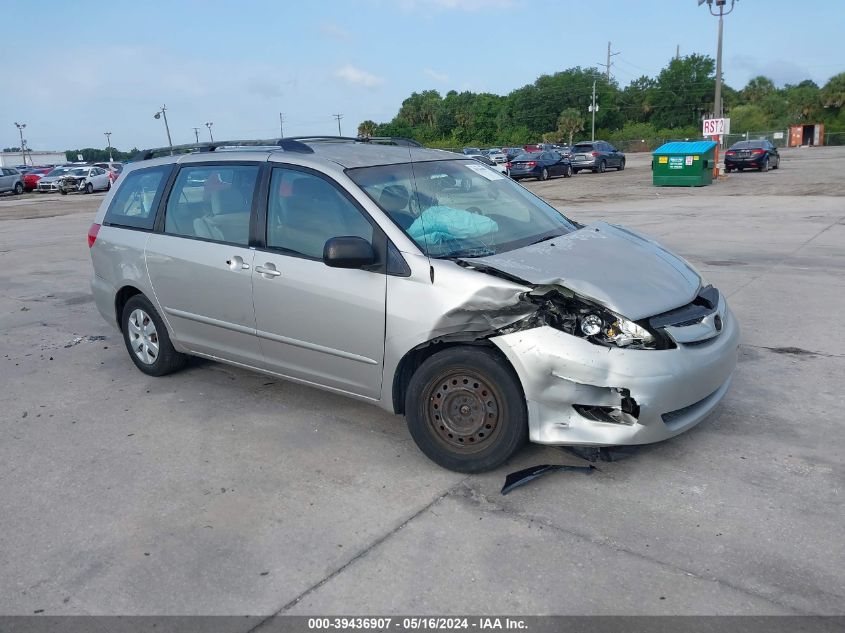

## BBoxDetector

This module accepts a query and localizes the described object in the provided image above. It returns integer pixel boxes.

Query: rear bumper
[491,306,740,446]
[91,274,119,330]
[571,159,598,169]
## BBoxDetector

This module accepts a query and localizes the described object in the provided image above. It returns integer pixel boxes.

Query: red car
[23,167,53,192]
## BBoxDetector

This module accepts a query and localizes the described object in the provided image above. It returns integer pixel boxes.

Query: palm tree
[357,120,378,138]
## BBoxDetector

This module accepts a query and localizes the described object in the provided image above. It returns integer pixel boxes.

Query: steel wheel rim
[127,309,159,365]
[425,370,502,453]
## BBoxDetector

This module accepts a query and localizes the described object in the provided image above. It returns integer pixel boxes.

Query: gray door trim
[255,328,379,365]
[163,306,257,336]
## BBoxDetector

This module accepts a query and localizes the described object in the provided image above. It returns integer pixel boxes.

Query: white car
[58,166,112,195]
[471,154,508,174]
[486,150,508,164]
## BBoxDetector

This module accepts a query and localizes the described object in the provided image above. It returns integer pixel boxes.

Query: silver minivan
[88,137,739,472]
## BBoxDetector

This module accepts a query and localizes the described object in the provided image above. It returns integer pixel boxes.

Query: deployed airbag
[407,206,498,245]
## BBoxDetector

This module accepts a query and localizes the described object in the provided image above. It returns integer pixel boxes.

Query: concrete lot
[1,147,843,620]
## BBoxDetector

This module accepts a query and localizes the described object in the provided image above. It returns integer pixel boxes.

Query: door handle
[226,256,250,271]
[255,264,281,278]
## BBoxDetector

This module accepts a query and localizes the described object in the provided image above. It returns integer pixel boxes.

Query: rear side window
[104,165,172,230]
[164,165,259,246]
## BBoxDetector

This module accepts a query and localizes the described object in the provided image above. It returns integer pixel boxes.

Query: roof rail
[131,138,314,162]
[285,135,423,147]
[131,135,422,162]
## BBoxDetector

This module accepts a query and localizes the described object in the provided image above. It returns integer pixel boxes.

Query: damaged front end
[485,280,740,447]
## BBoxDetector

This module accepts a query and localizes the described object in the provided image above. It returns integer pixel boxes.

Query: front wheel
[772,156,780,170]
[405,347,527,473]
[617,160,625,171]
[121,294,188,376]
[85,182,94,194]
[60,189,68,195]
[564,164,572,178]
[13,182,23,195]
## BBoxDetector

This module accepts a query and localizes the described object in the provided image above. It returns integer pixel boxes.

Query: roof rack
[132,135,422,162]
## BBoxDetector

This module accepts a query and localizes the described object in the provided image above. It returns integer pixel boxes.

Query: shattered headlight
[591,313,655,348]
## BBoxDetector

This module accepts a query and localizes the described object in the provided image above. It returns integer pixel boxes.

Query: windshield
[70,168,89,176]
[46,168,70,177]
[347,159,577,259]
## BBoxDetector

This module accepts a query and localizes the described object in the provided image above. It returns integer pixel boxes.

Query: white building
[0,151,67,168]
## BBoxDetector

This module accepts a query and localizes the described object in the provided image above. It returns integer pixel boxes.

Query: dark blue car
[507,151,572,181]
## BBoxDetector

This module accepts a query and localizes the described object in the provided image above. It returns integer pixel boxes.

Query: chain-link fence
[824,131,845,146]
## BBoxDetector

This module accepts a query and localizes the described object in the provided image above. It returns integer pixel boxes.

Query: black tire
[85,182,94,194]
[539,168,549,181]
[725,167,733,173]
[772,156,780,170]
[405,346,527,473]
[564,164,572,178]
[13,182,23,195]
[60,189,68,195]
[760,157,769,172]
[598,160,607,173]
[106,180,112,190]
[617,159,625,171]
[121,294,188,377]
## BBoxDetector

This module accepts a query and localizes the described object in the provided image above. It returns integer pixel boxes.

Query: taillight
[526,161,537,167]
[591,151,599,156]
[725,150,735,155]
[88,223,101,248]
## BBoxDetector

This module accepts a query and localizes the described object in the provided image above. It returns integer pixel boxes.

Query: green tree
[727,104,769,132]
[741,76,776,103]
[651,54,715,129]
[821,72,845,108]
[357,120,378,137]
[555,108,585,145]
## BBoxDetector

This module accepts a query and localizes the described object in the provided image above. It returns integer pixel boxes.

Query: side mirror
[323,236,375,269]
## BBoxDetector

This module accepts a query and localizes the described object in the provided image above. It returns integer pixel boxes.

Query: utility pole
[154,105,173,154]
[14,122,26,166]
[676,44,680,60]
[588,80,598,142]
[700,0,737,120]
[279,112,285,137]
[104,132,113,164]
[333,114,343,136]
[192,127,200,143]
[598,41,620,82]
[205,122,214,142]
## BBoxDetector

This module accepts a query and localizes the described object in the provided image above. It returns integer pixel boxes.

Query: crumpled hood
[464,221,701,320]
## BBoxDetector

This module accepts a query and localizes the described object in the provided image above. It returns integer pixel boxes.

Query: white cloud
[320,22,353,41]
[423,68,449,83]
[335,64,385,87]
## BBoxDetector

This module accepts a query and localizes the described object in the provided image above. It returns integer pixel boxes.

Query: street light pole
[104,132,113,163]
[14,122,26,166]
[154,105,173,154]
[700,0,737,119]
[205,122,214,142]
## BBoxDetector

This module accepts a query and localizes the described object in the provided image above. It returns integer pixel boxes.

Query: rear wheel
[405,347,527,473]
[598,160,607,173]
[539,168,549,181]
[13,182,23,195]
[760,157,769,172]
[121,294,188,377]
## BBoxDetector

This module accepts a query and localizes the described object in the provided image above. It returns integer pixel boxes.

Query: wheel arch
[391,338,523,415]
[114,284,144,328]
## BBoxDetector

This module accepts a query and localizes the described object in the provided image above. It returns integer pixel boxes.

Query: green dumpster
[652,141,717,187]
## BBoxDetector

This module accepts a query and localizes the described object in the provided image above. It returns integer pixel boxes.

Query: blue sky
[4,0,844,152]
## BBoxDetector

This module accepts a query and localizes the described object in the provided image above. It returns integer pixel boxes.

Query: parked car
[23,167,53,192]
[485,150,507,164]
[471,154,508,174]
[523,144,542,153]
[570,141,626,173]
[0,167,24,195]
[724,140,780,172]
[462,147,482,156]
[507,151,572,181]
[36,167,74,193]
[94,162,125,182]
[88,137,738,473]
[59,166,112,194]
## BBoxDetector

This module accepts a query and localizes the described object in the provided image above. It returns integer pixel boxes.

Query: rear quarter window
[103,165,173,231]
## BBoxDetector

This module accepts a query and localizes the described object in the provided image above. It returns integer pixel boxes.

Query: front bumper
[37,182,60,192]
[491,305,740,446]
